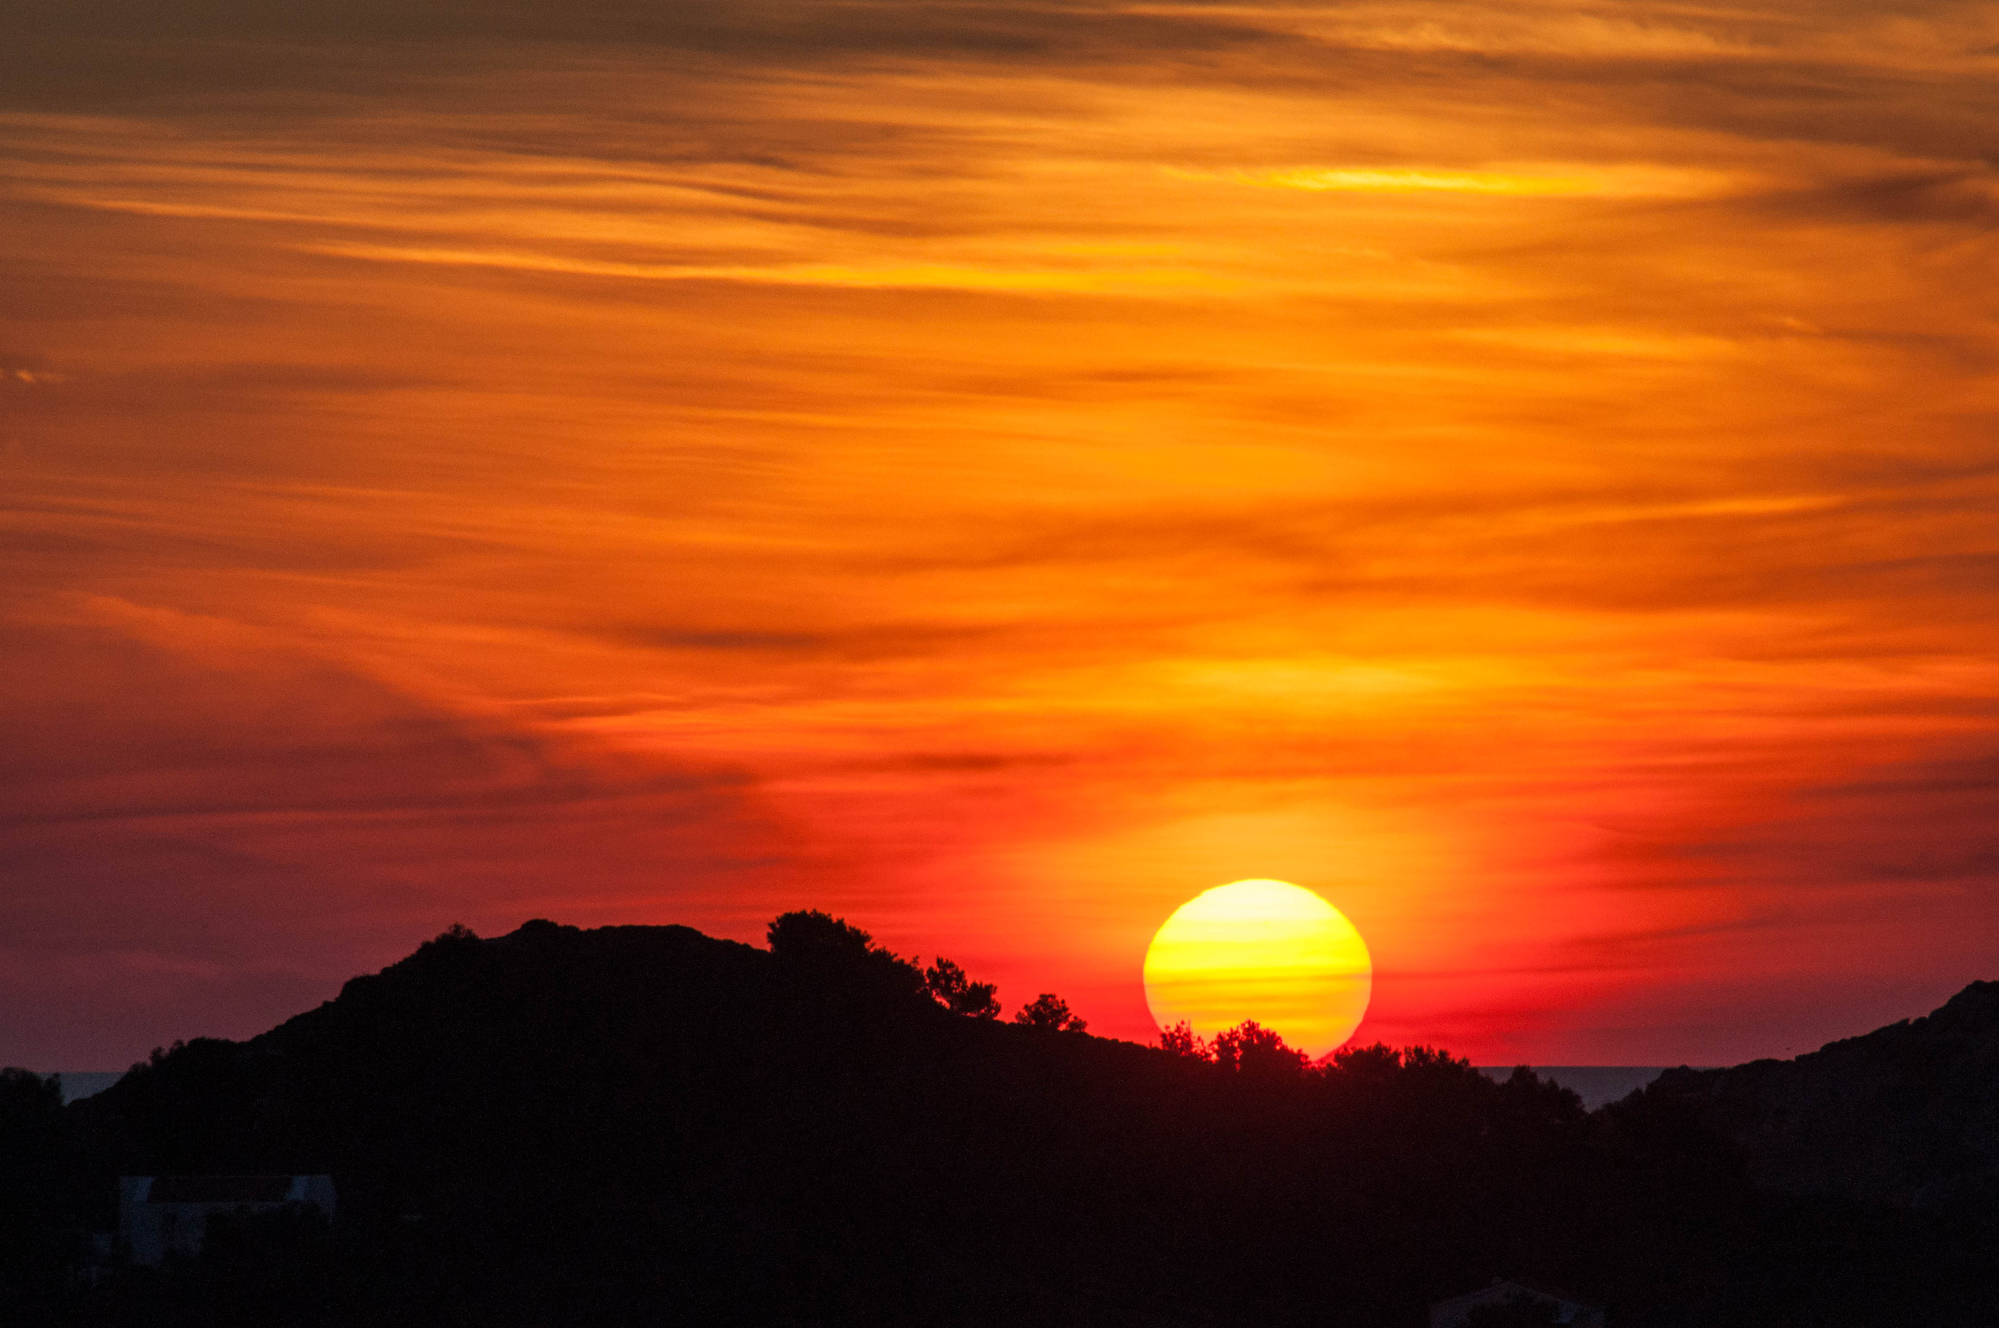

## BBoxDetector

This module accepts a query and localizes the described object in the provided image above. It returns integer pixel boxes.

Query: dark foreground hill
[4,918,1998,1327]
[1651,980,1999,1208]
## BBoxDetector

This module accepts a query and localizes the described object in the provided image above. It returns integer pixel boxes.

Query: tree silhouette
[1400,1044,1474,1074]
[1210,1021,1306,1077]
[768,909,877,960]
[924,957,1000,1019]
[1013,993,1087,1032]
[1330,1040,1404,1085]
[768,909,926,999]
[1159,1020,1208,1060]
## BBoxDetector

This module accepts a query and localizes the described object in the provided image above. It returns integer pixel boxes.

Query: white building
[1430,1279,1606,1328]
[118,1175,336,1266]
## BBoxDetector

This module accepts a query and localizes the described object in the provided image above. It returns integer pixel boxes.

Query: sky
[4,0,1997,1070]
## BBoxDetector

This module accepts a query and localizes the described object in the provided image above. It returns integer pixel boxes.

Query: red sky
[4,0,1998,1069]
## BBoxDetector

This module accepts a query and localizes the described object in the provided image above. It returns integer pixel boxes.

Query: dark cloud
[1,0,1296,118]
[9,0,1288,54]
[6,0,1995,180]
[1750,169,1999,229]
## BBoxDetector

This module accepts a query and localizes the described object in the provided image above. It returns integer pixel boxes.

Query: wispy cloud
[1174,164,1735,197]
[3,0,1997,1065]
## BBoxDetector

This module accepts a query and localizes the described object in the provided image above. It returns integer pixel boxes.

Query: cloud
[1,0,1296,119]
[1180,164,1731,198]
[1750,168,1999,228]
[4,0,1998,1068]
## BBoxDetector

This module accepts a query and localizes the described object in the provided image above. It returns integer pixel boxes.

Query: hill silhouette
[4,917,1998,1326]
[1650,980,1999,1209]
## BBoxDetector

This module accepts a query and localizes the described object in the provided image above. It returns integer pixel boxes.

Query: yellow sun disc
[1143,879,1372,1058]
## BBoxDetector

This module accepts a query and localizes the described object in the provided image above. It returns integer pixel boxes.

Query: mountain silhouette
[5,919,1998,1327]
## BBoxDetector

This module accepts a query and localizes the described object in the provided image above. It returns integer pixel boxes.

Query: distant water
[49,1071,124,1103]
[1476,1066,1688,1111]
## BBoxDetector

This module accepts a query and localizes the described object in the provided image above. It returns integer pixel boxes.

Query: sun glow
[1143,880,1373,1059]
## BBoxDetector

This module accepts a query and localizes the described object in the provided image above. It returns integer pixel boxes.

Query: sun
[1143,879,1373,1058]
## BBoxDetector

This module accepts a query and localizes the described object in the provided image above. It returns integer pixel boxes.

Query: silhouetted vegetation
[0,1069,81,1319]
[1011,992,1088,1033]
[7,919,1998,1326]
[923,958,1000,1020]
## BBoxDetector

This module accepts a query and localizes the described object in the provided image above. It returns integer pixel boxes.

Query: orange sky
[4,0,1998,1068]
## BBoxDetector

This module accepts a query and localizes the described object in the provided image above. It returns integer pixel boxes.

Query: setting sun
[1143,880,1373,1058]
